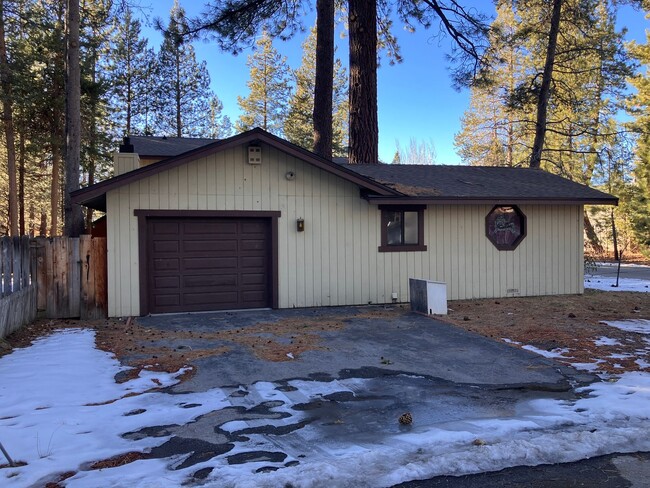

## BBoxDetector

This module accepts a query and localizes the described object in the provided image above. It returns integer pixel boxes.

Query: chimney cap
[119,136,134,153]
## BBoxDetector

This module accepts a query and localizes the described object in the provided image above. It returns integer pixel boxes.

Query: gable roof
[73,128,617,211]
[341,163,617,205]
[72,128,399,211]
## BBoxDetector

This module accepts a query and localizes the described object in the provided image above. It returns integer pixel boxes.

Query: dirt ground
[2,308,404,382]
[445,289,650,375]
[3,290,649,378]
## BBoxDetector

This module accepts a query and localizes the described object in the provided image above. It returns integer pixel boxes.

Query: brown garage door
[146,217,271,313]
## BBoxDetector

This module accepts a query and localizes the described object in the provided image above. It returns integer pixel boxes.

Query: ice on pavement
[2,329,650,488]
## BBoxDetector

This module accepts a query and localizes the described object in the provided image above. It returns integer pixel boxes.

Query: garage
[143,216,273,314]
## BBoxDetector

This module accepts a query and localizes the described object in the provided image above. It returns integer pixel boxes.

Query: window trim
[378,205,427,252]
[485,205,527,251]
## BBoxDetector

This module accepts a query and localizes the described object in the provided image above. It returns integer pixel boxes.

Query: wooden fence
[0,236,37,338]
[0,235,107,339]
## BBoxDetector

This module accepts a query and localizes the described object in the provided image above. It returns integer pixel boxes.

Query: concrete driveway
[131,306,595,484]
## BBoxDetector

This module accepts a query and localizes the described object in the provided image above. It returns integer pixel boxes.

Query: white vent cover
[248,145,262,165]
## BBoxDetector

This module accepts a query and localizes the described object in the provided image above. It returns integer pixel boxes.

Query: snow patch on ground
[584,277,649,292]
[570,360,606,372]
[635,358,650,369]
[593,336,622,346]
[584,264,650,292]
[0,329,222,487]
[3,329,650,487]
[521,345,570,359]
[601,320,650,335]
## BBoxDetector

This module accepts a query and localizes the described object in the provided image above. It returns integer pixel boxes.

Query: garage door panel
[152,222,180,234]
[240,256,265,268]
[153,276,180,289]
[147,217,271,313]
[241,272,265,285]
[183,274,237,288]
[241,239,267,251]
[184,239,237,253]
[185,221,237,234]
[153,258,179,271]
[184,291,239,306]
[241,221,267,233]
[154,294,180,307]
[153,241,180,253]
[183,256,238,270]
[241,290,267,303]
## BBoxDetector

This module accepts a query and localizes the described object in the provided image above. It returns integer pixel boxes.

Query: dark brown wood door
[146,217,271,313]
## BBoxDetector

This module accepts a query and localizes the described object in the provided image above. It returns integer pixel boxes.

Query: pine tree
[628,27,650,250]
[208,95,232,138]
[236,30,291,135]
[456,0,632,177]
[155,0,213,137]
[455,2,528,167]
[0,0,18,235]
[79,0,113,229]
[106,7,153,136]
[284,26,347,156]
[9,0,60,235]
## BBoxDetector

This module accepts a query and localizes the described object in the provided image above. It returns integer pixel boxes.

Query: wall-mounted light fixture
[296,218,305,232]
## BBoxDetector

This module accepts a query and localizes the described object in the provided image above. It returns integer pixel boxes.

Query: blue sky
[139,2,648,164]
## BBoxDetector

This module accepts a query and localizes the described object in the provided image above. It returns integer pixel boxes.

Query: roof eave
[71,129,400,208]
[364,195,619,206]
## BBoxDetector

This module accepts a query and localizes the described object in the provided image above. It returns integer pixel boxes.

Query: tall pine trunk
[529,0,562,169]
[50,143,61,236]
[348,0,378,164]
[313,0,334,159]
[18,129,25,235]
[64,0,84,236]
[0,0,18,235]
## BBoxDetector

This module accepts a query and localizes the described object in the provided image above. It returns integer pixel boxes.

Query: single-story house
[72,128,617,317]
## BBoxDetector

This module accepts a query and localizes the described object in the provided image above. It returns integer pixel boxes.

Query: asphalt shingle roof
[341,163,615,202]
[126,136,217,157]
[94,132,614,208]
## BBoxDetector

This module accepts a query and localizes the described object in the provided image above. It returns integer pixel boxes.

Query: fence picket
[1,239,11,297]
[0,235,107,338]
[12,237,21,293]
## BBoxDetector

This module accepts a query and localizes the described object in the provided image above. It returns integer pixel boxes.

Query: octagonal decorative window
[485,205,526,251]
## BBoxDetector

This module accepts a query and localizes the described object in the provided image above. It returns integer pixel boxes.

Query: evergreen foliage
[105,7,153,136]
[628,30,650,250]
[456,0,644,253]
[284,26,348,156]
[236,30,292,135]
[456,0,633,178]
[155,0,214,137]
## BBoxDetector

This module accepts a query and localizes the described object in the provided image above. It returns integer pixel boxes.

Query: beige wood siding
[106,144,584,317]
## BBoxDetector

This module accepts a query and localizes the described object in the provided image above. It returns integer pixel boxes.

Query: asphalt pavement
[589,262,650,281]
[132,306,615,485]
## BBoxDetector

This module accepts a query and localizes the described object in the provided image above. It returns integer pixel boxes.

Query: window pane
[386,211,403,245]
[403,211,418,244]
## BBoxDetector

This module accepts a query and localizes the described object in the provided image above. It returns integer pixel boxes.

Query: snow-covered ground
[2,328,650,488]
[584,262,650,292]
